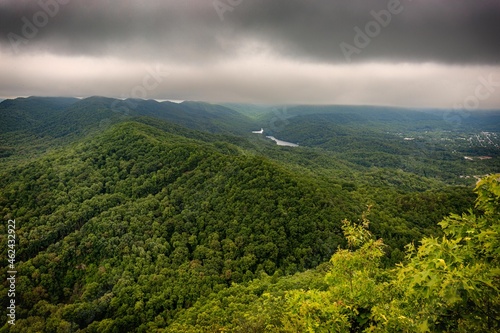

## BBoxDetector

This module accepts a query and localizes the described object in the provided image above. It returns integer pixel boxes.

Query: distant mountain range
[1,96,499,172]
[3,96,499,139]
[0,96,256,136]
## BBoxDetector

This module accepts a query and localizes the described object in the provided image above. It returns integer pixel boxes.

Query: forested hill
[166,174,500,332]
[0,98,498,331]
[0,96,255,136]
[0,96,255,161]
[0,120,356,331]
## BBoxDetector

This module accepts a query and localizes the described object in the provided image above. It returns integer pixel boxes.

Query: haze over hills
[0,96,255,136]
[0,96,256,161]
[2,96,498,181]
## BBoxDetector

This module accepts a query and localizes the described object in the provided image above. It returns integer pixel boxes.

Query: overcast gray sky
[1,0,499,108]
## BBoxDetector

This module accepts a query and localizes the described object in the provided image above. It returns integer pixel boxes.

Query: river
[266,136,299,147]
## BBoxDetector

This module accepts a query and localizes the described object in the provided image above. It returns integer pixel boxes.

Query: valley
[0,97,499,332]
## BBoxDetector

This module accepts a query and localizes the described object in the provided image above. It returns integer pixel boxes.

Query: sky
[0,0,500,108]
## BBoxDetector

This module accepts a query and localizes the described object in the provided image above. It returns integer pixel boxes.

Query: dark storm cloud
[0,0,229,61]
[1,0,499,108]
[1,0,499,64]
[237,0,500,64]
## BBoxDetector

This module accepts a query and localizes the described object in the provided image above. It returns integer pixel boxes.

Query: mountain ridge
[0,98,495,331]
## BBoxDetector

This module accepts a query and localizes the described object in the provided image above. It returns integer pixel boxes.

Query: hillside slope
[0,97,256,162]
[0,99,492,332]
[0,121,360,332]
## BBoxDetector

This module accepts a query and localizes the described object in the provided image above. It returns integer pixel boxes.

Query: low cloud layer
[1,0,499,107]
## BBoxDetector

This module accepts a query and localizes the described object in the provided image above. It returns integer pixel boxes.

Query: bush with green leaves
[169,174,499,332]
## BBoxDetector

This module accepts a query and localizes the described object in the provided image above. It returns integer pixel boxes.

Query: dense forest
[0,97,499,332]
